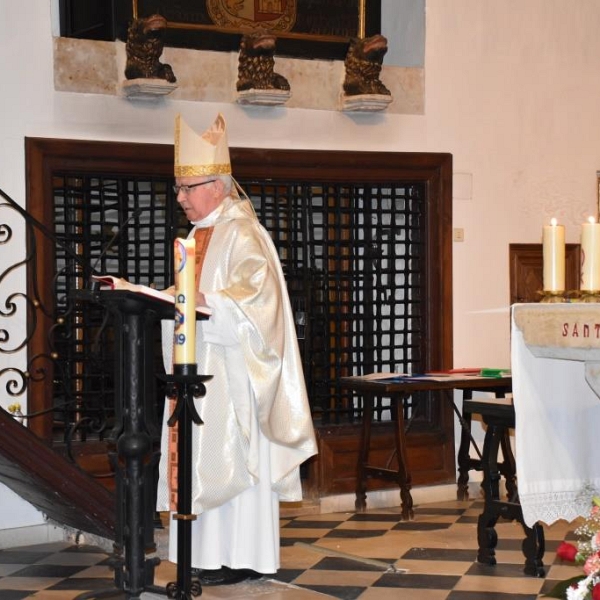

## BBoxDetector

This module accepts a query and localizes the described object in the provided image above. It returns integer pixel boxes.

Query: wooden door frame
[25,140,453,490]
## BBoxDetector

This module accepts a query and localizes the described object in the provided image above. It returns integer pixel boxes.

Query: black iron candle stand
[161,363,212,599]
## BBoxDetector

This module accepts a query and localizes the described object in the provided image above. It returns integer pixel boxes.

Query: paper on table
[360,372,407,381]
[355,372,474,382]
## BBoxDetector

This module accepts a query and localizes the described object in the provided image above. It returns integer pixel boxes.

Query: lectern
[75,290,209,600]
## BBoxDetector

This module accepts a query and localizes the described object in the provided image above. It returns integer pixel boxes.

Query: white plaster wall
[432,1,600,367]
[2,0,600,528]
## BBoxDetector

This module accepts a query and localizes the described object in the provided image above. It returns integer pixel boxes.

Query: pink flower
[557,541,578,562]
[584,552,600,576]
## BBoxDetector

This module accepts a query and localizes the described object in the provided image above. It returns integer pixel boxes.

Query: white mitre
[174,113,232,177]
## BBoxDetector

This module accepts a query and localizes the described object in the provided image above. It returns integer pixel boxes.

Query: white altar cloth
[511,303,600,526]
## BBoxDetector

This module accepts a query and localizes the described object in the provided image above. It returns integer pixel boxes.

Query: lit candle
[581,216,600,291]
[542,218,565,292]
[173,237,196,364]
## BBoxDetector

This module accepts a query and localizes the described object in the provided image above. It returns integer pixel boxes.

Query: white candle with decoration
[542,218,565,292]
[173,237,196,364]
[581,216,600,291]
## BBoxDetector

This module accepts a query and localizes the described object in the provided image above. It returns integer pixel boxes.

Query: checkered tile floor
[0,499,584,599]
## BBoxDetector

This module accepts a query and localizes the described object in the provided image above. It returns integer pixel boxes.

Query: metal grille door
[48,175,426,438]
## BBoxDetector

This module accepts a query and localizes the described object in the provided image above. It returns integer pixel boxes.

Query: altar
[511,303,600,527]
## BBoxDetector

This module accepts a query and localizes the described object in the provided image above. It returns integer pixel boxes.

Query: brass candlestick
[579,290,600,303]
[538,290,566,303]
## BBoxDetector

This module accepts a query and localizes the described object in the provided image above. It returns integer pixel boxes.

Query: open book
[91,275,212,316]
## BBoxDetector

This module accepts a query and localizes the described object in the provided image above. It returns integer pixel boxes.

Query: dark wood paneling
[509,243,580,304]
[59,0,120,40]
[312,418,456,497]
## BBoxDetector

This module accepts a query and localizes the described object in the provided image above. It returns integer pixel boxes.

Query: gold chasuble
[157,195,317,517]
[158,112,316,573]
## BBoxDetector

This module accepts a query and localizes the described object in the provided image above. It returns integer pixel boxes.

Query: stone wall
[54,37,424,114]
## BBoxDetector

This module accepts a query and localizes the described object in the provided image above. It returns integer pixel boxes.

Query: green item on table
[479,368,510,378]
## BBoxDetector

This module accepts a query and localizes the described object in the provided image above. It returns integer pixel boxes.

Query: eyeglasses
[173,180,216,194]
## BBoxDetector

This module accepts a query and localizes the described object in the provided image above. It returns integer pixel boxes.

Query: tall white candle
[173,237,196,364]
[542,218,565,292]
[581,216,600,291]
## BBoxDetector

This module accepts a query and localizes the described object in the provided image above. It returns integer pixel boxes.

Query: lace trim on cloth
[520,485,600,526]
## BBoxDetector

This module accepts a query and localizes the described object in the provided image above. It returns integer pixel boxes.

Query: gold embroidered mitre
[174,113,232,177]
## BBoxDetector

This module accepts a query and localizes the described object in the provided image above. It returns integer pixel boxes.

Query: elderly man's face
[174,177,225,221]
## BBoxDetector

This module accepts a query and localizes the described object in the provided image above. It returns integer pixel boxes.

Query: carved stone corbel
[121,13,177,100]
[341,34,392,112]
[236,32,291,106]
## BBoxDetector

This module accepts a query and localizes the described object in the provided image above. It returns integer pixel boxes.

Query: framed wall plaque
[60,1,382,60]
[130,0,382,60]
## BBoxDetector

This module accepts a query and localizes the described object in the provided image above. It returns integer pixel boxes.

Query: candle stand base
[538,290,566,303]
[160,363,212,600]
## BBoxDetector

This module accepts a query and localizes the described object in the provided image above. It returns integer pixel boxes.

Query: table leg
[476,413,545,577]
[355,393,373,512]
[455,390,482,501]
[477,419,502,566]
[355,392,413,518]
[392,395,414,520]
[499,431,518,502]
[521,521,545,577]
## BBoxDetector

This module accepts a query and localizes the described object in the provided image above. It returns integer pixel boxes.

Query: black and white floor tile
[0,500,582,599]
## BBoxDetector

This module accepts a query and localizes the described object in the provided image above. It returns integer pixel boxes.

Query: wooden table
[339,374,512,519]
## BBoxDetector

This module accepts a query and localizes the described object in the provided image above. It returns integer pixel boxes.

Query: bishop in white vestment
[156,114,317,583]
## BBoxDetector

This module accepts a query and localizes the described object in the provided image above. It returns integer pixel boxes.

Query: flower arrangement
[549,497,600,599]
